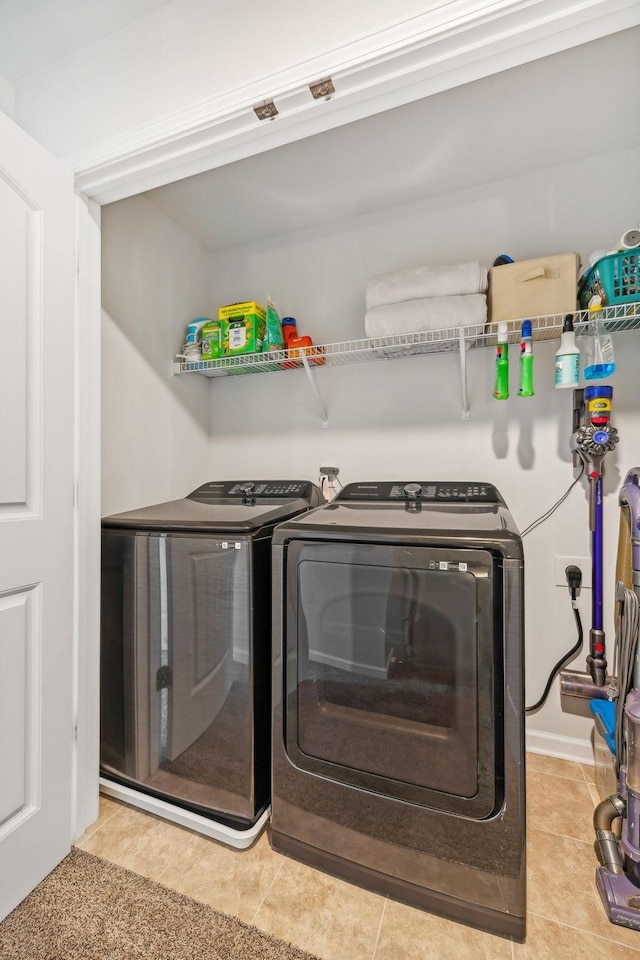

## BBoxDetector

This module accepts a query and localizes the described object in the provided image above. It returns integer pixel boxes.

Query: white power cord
[176,341,202,360]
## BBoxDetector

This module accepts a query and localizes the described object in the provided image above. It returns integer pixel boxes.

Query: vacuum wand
[590,473,607,686]
[572,385,619,687]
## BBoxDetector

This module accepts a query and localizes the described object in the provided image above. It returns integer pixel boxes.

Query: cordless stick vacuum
[574,386,619,685]
[561,386,619,693]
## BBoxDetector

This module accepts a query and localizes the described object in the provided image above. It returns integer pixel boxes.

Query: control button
[403,483,423,500]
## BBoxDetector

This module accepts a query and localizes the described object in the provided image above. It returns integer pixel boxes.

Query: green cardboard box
[200,319,224,360]
[219,301,266,356]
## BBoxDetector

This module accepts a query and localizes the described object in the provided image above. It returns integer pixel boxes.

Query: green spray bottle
[493,322,509,400]
[518,319,534,396]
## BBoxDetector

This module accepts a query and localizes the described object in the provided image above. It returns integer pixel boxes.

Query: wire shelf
[174,303,640,379]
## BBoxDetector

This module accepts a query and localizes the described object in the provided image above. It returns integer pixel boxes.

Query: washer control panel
[189,480,314,500]
[336,482,502,503]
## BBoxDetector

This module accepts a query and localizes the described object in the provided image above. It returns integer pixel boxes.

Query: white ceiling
[141,28,640,253]
[0,0,174,82]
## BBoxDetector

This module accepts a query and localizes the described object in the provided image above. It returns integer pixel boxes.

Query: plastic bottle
[493,322,509,400]
[555,314,580,389]
[281,317,298,348]
[518,319,534,397]
[583,302,615,380]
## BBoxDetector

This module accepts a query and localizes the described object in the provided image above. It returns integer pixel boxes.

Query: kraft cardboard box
[488,253,580,323]
[218,301,266,355]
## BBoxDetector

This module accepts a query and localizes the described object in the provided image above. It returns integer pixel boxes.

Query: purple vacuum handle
[593,477,604,631]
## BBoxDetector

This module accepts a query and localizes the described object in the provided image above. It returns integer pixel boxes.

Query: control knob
[403,483,423,501]
[239,481,256,505]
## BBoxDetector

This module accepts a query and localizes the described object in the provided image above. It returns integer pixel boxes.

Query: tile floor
[76,753,640,959]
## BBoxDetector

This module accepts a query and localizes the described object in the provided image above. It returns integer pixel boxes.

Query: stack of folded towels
[365,261,488,352]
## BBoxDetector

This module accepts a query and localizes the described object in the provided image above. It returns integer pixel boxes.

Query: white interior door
[0,111,76,920]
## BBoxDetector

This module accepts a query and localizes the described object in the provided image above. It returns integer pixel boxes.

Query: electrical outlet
[554,556,591,588]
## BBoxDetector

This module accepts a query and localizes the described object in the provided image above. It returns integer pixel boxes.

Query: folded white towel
[366,262,488,310]
[365,294,487,338]
[365,295,487,358]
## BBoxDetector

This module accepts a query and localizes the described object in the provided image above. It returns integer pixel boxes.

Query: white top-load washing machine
[101,479,323,846]
[270,480,525,939]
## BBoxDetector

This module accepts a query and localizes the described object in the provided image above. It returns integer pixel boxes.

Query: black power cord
[525,565,583,714]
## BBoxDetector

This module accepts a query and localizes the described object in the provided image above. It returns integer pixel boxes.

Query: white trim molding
[71,0,640,204]
[526,729,595,765]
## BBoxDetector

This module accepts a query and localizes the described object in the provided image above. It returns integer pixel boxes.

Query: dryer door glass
[284,541,499,817]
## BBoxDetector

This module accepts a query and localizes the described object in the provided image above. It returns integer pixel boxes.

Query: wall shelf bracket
[459,328,470,421]
[300,353,329,428]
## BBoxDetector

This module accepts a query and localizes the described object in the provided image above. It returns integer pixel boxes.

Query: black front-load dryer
[100,479,323,834]
[270,480,525,941]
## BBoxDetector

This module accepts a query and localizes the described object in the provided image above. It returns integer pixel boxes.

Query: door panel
[0,177,38,512]
[0,587,37,824]
[0,112,75,920]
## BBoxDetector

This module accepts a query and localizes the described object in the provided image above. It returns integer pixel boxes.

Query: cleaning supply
[262,296,285,354]
[186,318,209,343]
[493,322,509,400]
[555,314,580,389]
[518,319,534,397]
[583,301,616,380]
[200,319,224,360]
[281,317,298,347]
[219,301,266,356]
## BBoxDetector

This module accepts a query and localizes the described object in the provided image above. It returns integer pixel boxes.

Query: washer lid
[102,479,322,532]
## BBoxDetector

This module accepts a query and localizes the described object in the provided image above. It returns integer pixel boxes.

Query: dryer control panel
[336,482,503,503]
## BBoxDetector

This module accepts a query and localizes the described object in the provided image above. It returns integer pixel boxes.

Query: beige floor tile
[588,781,602,806]
[75,795,125,843]
[373,899,512,960]
[253,855,385,960]
[527,827,640,951]
[526,769,594,840]
[513,913,640,958]
[158,831,284,924]
[76,804,191,881]
[526,752,585,782]
[582,762,597,783]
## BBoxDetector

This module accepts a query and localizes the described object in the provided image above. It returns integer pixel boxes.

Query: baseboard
[526,728,594,765]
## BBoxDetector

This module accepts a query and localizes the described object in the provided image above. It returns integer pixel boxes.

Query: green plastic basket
[578,251,640,309]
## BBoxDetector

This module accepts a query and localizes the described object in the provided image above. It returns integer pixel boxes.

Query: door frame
[72,0,639,831]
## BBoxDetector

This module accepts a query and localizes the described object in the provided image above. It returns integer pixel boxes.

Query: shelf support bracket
[459,328,470,421]
[300,354,329,428]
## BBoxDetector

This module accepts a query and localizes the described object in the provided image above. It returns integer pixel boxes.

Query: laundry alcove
[100,24,640,769]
